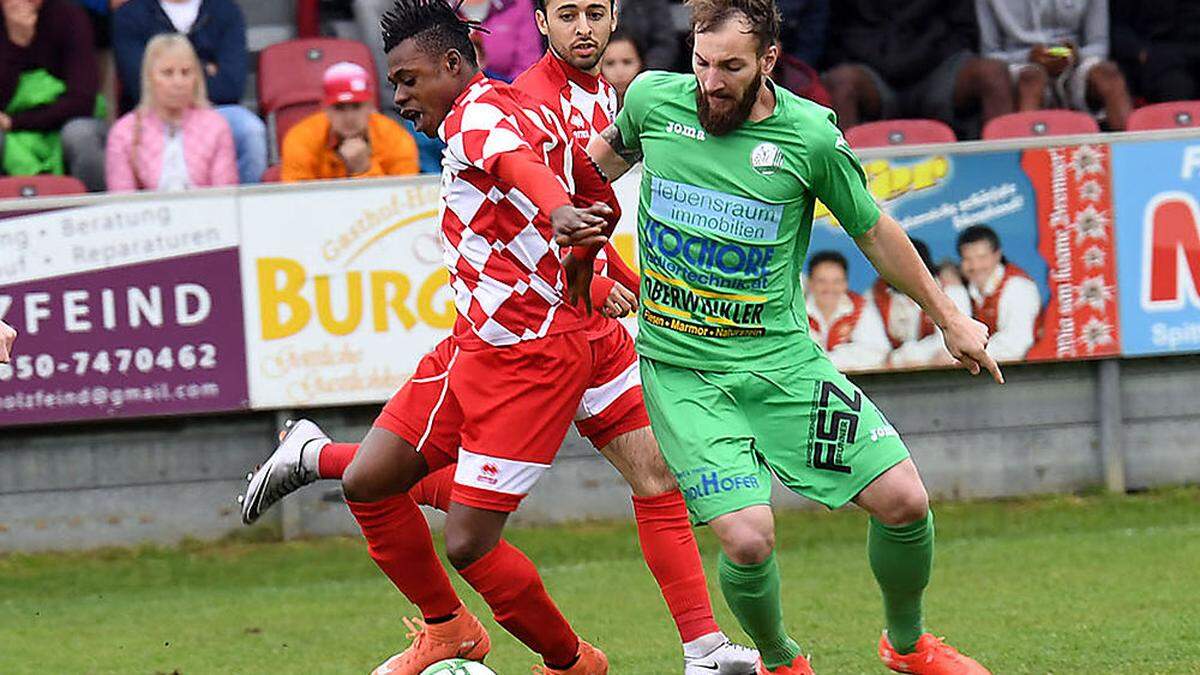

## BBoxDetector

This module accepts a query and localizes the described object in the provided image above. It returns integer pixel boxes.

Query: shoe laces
[402,616,429,649]
[921,636,961,664]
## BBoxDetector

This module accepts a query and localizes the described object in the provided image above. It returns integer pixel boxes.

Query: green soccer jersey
[614,71,882,372]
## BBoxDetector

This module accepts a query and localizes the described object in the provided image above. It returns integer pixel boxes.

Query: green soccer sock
[867,511,935,654]
[718,551,802,669]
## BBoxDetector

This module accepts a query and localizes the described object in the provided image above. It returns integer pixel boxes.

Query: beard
[695,70,762,136]
[554,35,610,73]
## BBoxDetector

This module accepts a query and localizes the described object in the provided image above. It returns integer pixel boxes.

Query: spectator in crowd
[977,0,1132,130]
[614,0,679,71]
[957,224,1040,362]
[281,62,418,182]
[806,250,890,372]
[822,1,1013,137]
[601,29,643,105]
[458,0,542,82]
[1110,0,1200,103]
[351,0,445,172]
[113,0,268,183]
[105,33,236,191]
[778,0,828,68]
[0,318,14,363]
[871,239,972,368]
[0,0,107,191]
[768,0,832,105]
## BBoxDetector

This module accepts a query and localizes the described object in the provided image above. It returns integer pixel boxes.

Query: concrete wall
[2,356,1197,552]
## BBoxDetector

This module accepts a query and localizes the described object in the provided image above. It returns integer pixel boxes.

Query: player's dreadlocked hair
[686,0,781,55]
[381,0,481,67]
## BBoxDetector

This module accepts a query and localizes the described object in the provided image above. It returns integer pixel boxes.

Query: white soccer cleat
[684,637,761,674]
[239,418,328,524]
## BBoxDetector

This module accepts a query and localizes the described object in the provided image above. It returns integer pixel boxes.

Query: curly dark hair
[381,0,480,66]
[686,0,781,55]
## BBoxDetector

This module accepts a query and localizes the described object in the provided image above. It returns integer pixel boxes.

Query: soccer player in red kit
[239,2,623,673]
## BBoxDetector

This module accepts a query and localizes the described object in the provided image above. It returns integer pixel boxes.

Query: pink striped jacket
[105,107,238,192]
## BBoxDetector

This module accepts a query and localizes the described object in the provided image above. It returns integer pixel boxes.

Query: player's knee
[721,529,775,565]
[875,486,930,526]
[444,528,500,569]
[342,463,387,503]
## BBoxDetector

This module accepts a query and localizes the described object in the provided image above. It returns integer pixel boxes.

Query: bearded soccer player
[242,1,622,673]
[581,1,1003,673]
[240,1,757,672]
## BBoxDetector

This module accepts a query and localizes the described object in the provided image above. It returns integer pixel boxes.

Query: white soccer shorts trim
[455,450,550,496]
[574,360,640,421]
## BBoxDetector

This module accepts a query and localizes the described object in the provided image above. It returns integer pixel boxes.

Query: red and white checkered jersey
[515,52,618,144]
[437,73,586,348]
[513,53,633,338]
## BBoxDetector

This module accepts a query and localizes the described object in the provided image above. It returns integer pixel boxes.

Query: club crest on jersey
[750,142,783,176]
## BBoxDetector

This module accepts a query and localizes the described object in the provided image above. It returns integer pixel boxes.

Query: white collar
[969,264,1006,303]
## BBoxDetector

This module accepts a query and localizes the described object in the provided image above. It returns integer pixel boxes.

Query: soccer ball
[418,659,497,675]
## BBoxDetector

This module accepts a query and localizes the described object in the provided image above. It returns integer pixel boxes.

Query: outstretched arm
[586,125,642,183]
[854,214,1004,383]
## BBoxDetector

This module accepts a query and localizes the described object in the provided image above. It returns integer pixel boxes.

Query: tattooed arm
[586,124,643,183]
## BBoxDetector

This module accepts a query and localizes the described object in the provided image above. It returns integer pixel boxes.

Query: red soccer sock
[459,540,580,668]
[346,493,463,620]
[317,442,358,479]
[632,490,721,643]
[408,464,455,512]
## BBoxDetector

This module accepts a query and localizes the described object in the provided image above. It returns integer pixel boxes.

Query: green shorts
[640,356,911,524]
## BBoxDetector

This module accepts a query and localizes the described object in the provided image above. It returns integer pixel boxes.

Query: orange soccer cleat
[878,632,991,675]
[531,640,609,674]
[756,653,815,674]
[372,610,491,675]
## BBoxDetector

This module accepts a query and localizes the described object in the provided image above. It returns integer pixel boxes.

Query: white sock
[683,631,728,659]
[299,439,327,474]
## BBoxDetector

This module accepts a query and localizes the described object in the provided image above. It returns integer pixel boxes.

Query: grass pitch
[2,488,1198,674]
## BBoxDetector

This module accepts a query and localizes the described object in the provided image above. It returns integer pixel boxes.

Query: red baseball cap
[323,61,374,106]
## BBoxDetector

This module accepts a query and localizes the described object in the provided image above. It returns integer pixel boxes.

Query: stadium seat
[261,164,283,183]
[981,110,1100,140]
[0,175,87,199]
[1127,101,1200,131]
[845,119,957,148]
[258,37,378,161]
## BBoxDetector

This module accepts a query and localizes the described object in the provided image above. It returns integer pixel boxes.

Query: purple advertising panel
[0,248,249,425]
[0,194,247,425]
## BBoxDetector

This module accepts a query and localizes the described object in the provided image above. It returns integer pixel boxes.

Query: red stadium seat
[1127,101,1200,131]
[844,119,957,148]
[261,164,283,183]
[981,110,1100,140]
[258,38,378,160]
[0,175,87,198]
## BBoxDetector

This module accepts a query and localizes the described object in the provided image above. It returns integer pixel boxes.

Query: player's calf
[598,426,679,497]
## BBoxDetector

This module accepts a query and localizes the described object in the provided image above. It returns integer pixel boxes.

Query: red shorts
[375,332,592,512]
[573,323,650,449]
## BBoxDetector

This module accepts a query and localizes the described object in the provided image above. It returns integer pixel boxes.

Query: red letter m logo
[1144,192,1200,310]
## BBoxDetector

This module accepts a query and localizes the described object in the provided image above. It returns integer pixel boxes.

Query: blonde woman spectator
[105,33,235,191]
